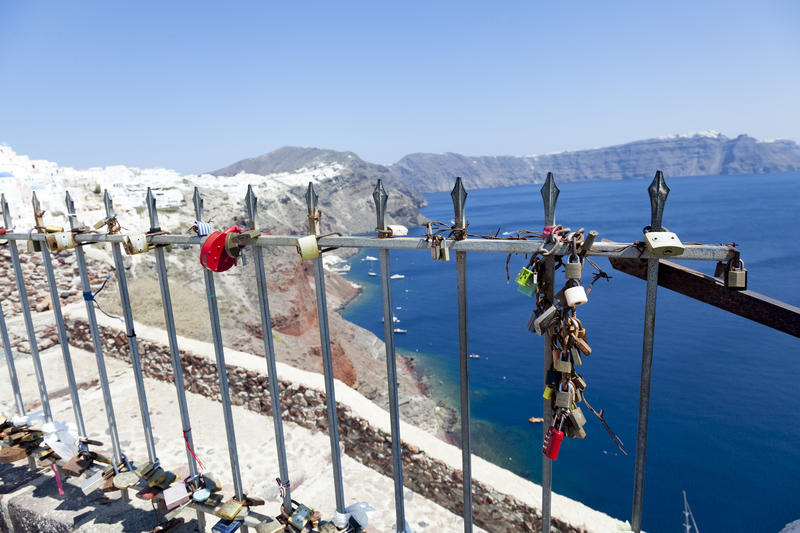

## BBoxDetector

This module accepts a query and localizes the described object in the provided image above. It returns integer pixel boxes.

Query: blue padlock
[211,519,242,533]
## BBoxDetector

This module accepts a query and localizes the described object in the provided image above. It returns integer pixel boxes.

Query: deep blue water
[342,172,800,533]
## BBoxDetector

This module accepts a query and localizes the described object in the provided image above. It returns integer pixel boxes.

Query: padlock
[255,518,285,533]
[135,461,156,479]
[81,469,105,495]
[570,346,582,367]
[147,466,167,487]
[643,231,685,257]
[714,261,727,278]
[431,238,440,260]
[564,255,582,280]
[288,503,314,530]
[192,488,211,503]
[163,481,190,510]
[202,473,222,492]
[386,224,409,236]
[571,373,587,391]
[26,235,42,253]
[566,420,587,440]
[201,226,245,272]
[123,234,149,255]
[316,522,339,533]
[725,260,747,290]
[0,444,29,463]
[45,232,76,251]
[553,349,571,373]
[211,519,242,533]
[542,386,554,400]
[542,413,565,460]
[216,499,244,521]
[573,335,592,356]
[296,235,320,261]
[554,382,574,409]
[154,471,176,490]
[545,369,561,387]
[439,240,450,261]
[516,267,537,297]
[568,406,587,429]
[564,282,588,307]
[532,305,559,336]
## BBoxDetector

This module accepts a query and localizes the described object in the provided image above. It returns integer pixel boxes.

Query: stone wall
[63,318,584,533]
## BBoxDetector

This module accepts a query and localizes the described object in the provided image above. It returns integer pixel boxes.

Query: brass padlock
[643,231,685,257]
[725,260,747,290]
[439,239,450,261]
[26,235,42,253]
[553,349,571,373]
[216,499,244,521]
[570,346,582,367]
[288,503,314,530]
[714,261,727,278]
[566,420,587,439]
[564,255,582,280]
[571,373,587,391]
[573,335,592,356]
[255,517,287,533]
[569,406,587,428]
[554,382,574,409]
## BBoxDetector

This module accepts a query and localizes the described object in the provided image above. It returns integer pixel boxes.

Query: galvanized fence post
[373,180,407,532]
[103,191,158,464]
[145,188,205,531]
[245,185,293,516]
[631,171,669,532]
[305,182,346,513]
[64,191,126,468]
[540,172,559,533]
[1,194,53,423]
[452,177,473,533]
[192,188,245,505]
[0,297,25,417]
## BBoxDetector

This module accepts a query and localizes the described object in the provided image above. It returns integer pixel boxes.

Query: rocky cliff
[390,132,800,192]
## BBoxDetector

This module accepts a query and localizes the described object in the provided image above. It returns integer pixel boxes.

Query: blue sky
[1,1,798,173]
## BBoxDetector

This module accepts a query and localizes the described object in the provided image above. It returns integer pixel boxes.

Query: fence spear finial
[647,170,670,232]
[451,177,467,233]
[305,182,319,235]
[192,187,204,221]
[540,172,559,226]
[145,187,160,232]
[373,179,388,232]
[64,191,78,231]
[245,185,258,230]
[103,190,115,217]
[1,193,11,227]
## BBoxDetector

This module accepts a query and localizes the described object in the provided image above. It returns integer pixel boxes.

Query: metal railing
[0,173,738,532]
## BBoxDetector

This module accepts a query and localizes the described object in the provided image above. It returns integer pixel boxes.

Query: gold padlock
[46,232,76,251]
[216,499,244,521]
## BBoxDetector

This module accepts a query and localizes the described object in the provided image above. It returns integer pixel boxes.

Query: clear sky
[1,1,798,173]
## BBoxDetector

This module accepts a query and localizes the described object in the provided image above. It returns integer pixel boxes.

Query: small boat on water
[469,353,480,359]
[367,272,377,276]
[390,274,405,279]
[528,417,543,424]
[393,328,407,334]
[363,255,378,261]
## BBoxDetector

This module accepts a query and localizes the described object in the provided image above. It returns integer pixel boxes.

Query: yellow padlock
[542,386,554,400]
[46,232,76,251]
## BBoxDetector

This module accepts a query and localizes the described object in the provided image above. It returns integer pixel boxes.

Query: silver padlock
[439,240,450,261]
[81,469,105,495]
[531,305,559,335]
[564,255,582,280]
[569,406,586,428]
[644,231,685,257]
[725,259,747,290]
[554,382,574,409]
[570,346,582,367]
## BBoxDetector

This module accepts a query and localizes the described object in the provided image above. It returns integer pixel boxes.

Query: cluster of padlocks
[1,415,364,532]
[516,226,597,460]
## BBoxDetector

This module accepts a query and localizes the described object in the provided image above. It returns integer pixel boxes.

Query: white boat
[363,255,379,261]
[381,316,401,323]
[390,274,405,279]
[393,328,407,334]
[469,353,480,359]
[367,272,377,276]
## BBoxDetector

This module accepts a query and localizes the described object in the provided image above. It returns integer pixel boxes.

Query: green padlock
[515,267,537,296]
[542,386,554,400]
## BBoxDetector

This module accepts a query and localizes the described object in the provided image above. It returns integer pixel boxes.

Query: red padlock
[200,226,243,273]
[542,414,565,460]
[0,227,6,235]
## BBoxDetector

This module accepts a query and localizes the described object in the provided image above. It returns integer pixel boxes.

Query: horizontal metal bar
[2,232,736,260]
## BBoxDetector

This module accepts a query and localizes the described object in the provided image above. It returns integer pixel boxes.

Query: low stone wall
[63,317,582,533]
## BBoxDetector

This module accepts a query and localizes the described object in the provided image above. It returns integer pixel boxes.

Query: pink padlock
[163,481,189,510]
[542,225,556,240]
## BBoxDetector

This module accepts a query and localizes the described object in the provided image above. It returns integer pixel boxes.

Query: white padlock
[643,231,685,257]
[163,482,190,510]
[296,235,319,261]
[47,232,75,251]
[564,284,588,307]
[123,234,149,255]
[386,224,408,236]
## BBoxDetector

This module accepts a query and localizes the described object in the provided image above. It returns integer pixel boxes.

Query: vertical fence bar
[451,178,473,533]
[64,192,124,466]
[631,171,669,532]
[373,180,407,532]
[305,183,345,512]
[30,193,89,439]
[0,298,25,416]
[192,189,245,504]
[245,186,292,516]
[1,194,52,422]
[145,188,205,531]
[103,191,158,464]
[540,172,559,533]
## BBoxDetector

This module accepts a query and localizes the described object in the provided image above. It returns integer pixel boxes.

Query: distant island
[212,131,800,194]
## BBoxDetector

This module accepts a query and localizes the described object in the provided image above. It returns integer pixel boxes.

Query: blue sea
[342,172,800,533]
